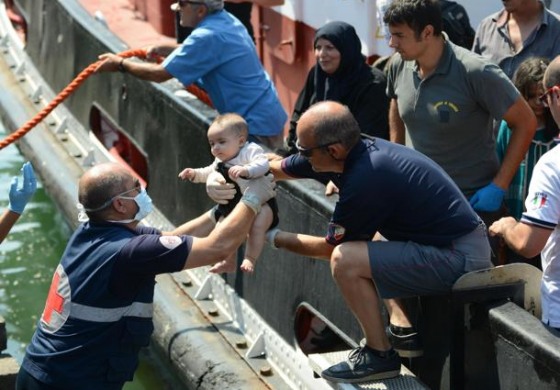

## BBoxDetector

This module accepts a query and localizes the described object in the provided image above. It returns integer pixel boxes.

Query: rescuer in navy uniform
[265,101,492,383]
[15,162,274,390]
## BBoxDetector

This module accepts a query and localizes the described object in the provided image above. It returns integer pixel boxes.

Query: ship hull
[2,1,560,389]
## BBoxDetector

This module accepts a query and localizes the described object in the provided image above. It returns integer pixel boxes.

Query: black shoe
[387,325,424,358]
[320,346,401,383]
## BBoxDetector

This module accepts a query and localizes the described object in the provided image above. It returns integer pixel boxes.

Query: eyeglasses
[178,0,205,7]
[85,179,142,213]
[116,182,142,199]
[108,178,142,203]
[295,140,339,158]
[539,84,560,107]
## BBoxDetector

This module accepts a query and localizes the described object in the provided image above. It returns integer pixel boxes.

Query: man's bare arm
[493,96,537,190]
[489,217,551,258]
[184,203,257,269]
[0,210,20,244]
[177,175,275,268]
[273,231,334,260]
[389,99,405,144]
[269,159,294,181]
[166,211,215,238]
[96,53,173,83]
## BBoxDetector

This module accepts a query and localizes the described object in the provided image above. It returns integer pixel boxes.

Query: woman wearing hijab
[284,21,390,155]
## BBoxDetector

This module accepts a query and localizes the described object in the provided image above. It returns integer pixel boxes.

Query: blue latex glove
[8,162,37,214]
[469,182,505,212]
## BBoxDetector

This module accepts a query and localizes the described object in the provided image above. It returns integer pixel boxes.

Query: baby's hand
[178,168,196,181]
[228,165,249,179]
[325,180,339,196]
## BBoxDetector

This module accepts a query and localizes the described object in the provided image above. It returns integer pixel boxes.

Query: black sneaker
[320,346,401,383]
[387,325,424,358]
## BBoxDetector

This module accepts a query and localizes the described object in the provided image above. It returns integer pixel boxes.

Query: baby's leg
[241,204,273,273]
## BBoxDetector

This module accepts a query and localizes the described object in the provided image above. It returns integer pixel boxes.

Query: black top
[225,2,254,41]
[285,21,389,155]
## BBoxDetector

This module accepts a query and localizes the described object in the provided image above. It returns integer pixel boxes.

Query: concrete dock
[0,316,20,389]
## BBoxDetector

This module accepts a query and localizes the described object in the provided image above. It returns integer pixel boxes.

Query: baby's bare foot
[240,259,255,273]
[209,259,236,274]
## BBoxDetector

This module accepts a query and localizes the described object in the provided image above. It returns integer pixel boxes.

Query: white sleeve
[190,161,218,183]
[521,149,560,230]
[242,143,270,179]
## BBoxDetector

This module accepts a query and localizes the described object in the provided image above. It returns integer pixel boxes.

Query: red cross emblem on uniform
[42,271,65,324]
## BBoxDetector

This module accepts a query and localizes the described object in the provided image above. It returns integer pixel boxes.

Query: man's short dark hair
[383,0,443,39]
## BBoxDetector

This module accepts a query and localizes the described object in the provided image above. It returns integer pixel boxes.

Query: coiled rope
[0,48,212,150]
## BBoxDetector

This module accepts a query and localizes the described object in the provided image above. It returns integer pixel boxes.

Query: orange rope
[0,48,213,150]
[186,84,213,107]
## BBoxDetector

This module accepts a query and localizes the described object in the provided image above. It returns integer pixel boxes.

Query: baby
[179,113,278,273]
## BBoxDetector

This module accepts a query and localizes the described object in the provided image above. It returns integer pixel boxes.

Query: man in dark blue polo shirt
[267,101,492,383]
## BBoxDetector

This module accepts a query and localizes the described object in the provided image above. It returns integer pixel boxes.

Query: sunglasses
[295,140,339,158]
[539,84,560,107]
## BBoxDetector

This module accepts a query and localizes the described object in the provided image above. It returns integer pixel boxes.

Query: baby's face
[207,125,244,161]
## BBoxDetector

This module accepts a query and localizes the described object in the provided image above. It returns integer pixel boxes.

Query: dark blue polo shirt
[281,138,479,246]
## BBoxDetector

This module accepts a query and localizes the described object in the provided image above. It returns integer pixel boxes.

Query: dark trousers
[477,204,508,266]
[16,366,124,390]
[16,367,60,390]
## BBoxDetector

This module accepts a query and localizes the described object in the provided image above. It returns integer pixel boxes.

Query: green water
[0,125,178,389]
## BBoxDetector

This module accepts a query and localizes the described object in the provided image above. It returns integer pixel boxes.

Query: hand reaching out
[9,162,37,215]
[178,168,196,181]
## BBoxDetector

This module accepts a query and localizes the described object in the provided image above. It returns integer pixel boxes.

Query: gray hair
[201,0,224,13]
[78,170,130,221]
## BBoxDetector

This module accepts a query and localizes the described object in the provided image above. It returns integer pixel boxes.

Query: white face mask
[77,187,153,223]
[116,188,153,222]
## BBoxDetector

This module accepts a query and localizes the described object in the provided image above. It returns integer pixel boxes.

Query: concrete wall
[0,317,20,389]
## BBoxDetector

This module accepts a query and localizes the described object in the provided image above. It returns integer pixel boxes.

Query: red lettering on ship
[42,272,64,324]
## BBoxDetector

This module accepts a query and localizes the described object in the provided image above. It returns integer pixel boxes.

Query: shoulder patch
[159,235,183,249]
[528,192,548,210]
[327,223,346,243]
[40,264,71,334]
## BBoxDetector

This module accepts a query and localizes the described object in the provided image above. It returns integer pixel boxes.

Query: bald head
[79,163,135,220]
[544,55,560,89]
[297,101,361,150]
